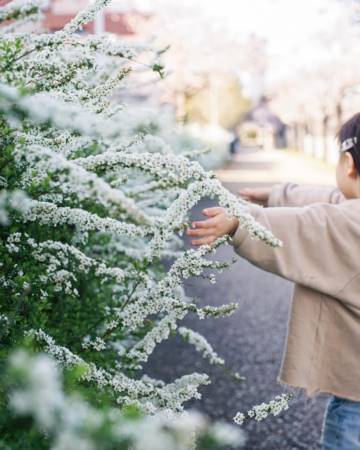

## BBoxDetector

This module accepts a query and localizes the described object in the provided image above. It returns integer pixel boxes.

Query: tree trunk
[322,114,329,162]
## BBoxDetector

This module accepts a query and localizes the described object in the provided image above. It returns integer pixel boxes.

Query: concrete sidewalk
[216,148,336,193]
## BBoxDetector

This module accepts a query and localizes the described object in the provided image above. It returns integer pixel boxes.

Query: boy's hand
[238,187,271,206]
[186,207,239,246]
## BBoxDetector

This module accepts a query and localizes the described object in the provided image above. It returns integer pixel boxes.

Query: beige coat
[231,183,360,400]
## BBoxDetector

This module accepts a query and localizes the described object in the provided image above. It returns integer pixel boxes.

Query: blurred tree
[270,1,360,162]
[137,2,264,125]
[185,74,251,129]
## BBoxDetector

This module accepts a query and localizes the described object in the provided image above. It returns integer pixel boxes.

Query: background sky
[112,0,357,89]
[86,0,360,123]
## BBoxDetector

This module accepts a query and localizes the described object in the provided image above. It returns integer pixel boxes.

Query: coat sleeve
[232,201,358,304]
[268,183,345,208]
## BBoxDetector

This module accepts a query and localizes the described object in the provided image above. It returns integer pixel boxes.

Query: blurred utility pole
[209,74,219,127]
[94,8,105,34]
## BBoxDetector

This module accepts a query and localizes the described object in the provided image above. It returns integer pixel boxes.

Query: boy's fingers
[238,188,253,198]
[192,218,217,229]
[191,235,216,246]
[187,227,214,237]
[238,188,252,194]
[202,207,224,217]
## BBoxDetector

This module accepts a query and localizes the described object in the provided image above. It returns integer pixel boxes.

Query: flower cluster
[178,327,224,366]
[128,310,187,364]
[233,393,293,426]
[0,0,47,27]
[0,189,30,225]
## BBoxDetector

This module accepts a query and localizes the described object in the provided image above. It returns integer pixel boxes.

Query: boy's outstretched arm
[187,202,360,306]
[239,187,270,206]
[252,183,345,208]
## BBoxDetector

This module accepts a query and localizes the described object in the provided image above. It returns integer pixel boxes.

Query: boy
[187,113,360,450]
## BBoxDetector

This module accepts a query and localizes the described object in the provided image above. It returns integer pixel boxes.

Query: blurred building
[43,0,150,37]
[0,0,150,36]
[240,96,287,149]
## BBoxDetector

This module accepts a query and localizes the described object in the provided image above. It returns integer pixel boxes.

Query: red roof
[44,11,149,35]
[0,1,150,36]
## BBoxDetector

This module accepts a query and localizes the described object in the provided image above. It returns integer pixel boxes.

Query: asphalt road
[146,148,335,450]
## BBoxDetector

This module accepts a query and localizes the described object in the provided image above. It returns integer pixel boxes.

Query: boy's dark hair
[338,113,360,174]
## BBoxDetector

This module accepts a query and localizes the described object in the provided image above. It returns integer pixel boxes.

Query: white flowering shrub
[0,0,284,447]
[1,349,244,450]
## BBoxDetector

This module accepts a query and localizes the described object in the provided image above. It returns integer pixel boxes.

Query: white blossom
[0,0,48,24]
[61,0,112,36]
[128,310,187,363]
[178,327,225,366]
[234,393,292,426]
[0,190,30,225]
[9,350,64,430]
[23,201,145,238]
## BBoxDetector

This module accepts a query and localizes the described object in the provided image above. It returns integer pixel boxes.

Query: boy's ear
[345,152,358,178]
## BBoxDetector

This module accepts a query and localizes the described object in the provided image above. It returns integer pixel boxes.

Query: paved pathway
[147,148,336,450]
